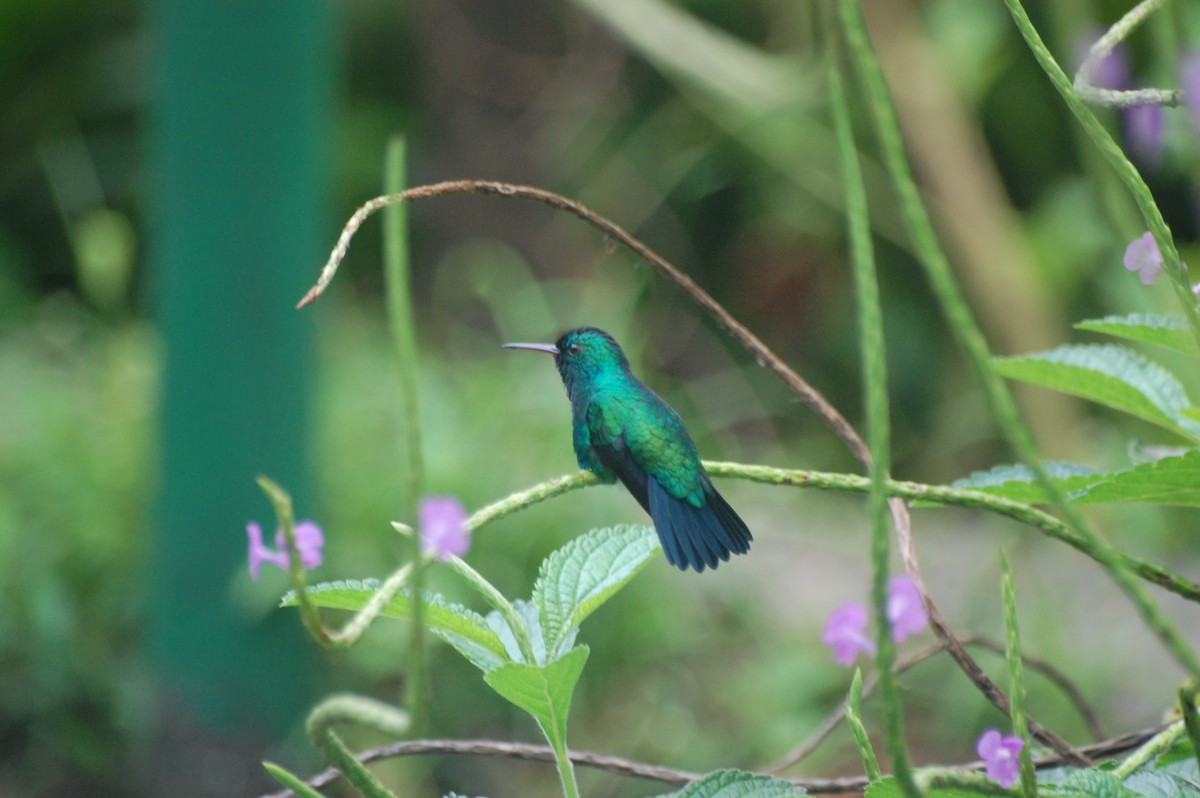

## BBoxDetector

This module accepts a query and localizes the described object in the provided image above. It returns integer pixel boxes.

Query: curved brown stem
[259,725,1162,798]
[299,179,869,464]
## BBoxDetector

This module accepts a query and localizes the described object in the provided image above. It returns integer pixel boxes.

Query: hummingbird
[504,327,752,572]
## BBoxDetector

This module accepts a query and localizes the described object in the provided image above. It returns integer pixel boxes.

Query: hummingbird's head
[504,327,630,394]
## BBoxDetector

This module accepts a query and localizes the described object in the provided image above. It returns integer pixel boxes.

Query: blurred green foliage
[5,0,1200,796]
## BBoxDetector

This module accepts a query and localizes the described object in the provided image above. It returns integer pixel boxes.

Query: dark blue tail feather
[647,477,752,572]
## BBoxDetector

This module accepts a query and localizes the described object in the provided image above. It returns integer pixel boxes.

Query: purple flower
[246,520,324,580]
[419,496,469,560]
[887,576,928,642]
[1180,51,1200,131]
[823,602,875,665]
[1125,102,1164,164]
[1123,231,1164,285]
[977,729,1024,788]
[824,576,929,665]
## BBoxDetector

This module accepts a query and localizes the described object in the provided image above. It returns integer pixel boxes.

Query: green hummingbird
[504,327,752,572]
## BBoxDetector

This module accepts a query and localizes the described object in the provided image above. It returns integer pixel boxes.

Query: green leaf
[949,461,1107,504]
[655,769,805,798]
[1071,450,1200,507]
[992,344,1200,441]
[1057,769,1141,798]
[534,525,660,659]
[483,645,589,751]
[570,0,805,111]
[1076,313,1198,355]
[433,629,508,673]
[483,599,556,665]
[262,761,327,798]
[283,580,508,663]
[1132,748,1200,797]
[865,778,977,798]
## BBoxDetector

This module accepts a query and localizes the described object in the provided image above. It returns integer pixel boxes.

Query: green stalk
[443,554,537,664]
[256,476,328,647]
[1179,680,1200,773]
[383,136,423,513]
[1000,554,1037,798]
[383,137,430,732]
[306,693,411,798]
[827,25,919,796]
[262,762,327,798]
[998,0,1200,677]
[284,463,1200,654]
[547,731,581,798]
[837,0,1200,677]
[1113,720,1184,778]
[846,669,882,781]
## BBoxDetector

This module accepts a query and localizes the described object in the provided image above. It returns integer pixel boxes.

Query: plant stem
[256,476,329,646]
[306,693,411,798]
[443,554,537,663]
[827,18,918,795]
[1113,720,1184,778]
[1000,554,1037,798]
[383,137,431,732]
[1000,0,1200,678]
[548,732,581,798]
[846,669,882,781]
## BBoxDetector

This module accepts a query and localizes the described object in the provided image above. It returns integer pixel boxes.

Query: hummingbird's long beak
[503,342,559,355]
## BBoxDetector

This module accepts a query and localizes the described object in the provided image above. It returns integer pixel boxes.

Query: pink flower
[1123,231,1164,285]
[823,576,928,665]
[419,496,469,560]
[977,729,1024,788]
[246,520,324,580]
[886,576,927,642]
[823,603,875,665]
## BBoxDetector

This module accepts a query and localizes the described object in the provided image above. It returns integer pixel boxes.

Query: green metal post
[148,0,332,731]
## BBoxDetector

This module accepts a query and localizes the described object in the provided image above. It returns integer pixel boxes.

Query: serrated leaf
[992,344,1200,442]
[483,645,589,749]
[1144,747,1200,797]
[282,579,508,663]
[652,769,805,798]
[1058,769,1141,798]
[482,599,558,665]
[1076,313,1198,355]
[534,525,660,660]
[1071,450,1200,506]
[864,776,979,798]
[433,629,508,673]
[948,461,1107,504]
[1123,769,1200,798]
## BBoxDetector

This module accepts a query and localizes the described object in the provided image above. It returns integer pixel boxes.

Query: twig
[297,180,870,468]
[258,725,1166,798]
[766,634,1105,773]
[1073,0,1181,109]
[894,505,1090,766]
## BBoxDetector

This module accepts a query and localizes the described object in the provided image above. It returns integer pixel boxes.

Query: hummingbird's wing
[585,391,751,572]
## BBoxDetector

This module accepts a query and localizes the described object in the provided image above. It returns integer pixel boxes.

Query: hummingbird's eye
[568,343,581,354]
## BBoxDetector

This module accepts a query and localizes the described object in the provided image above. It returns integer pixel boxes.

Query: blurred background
[3,0,1200,796]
